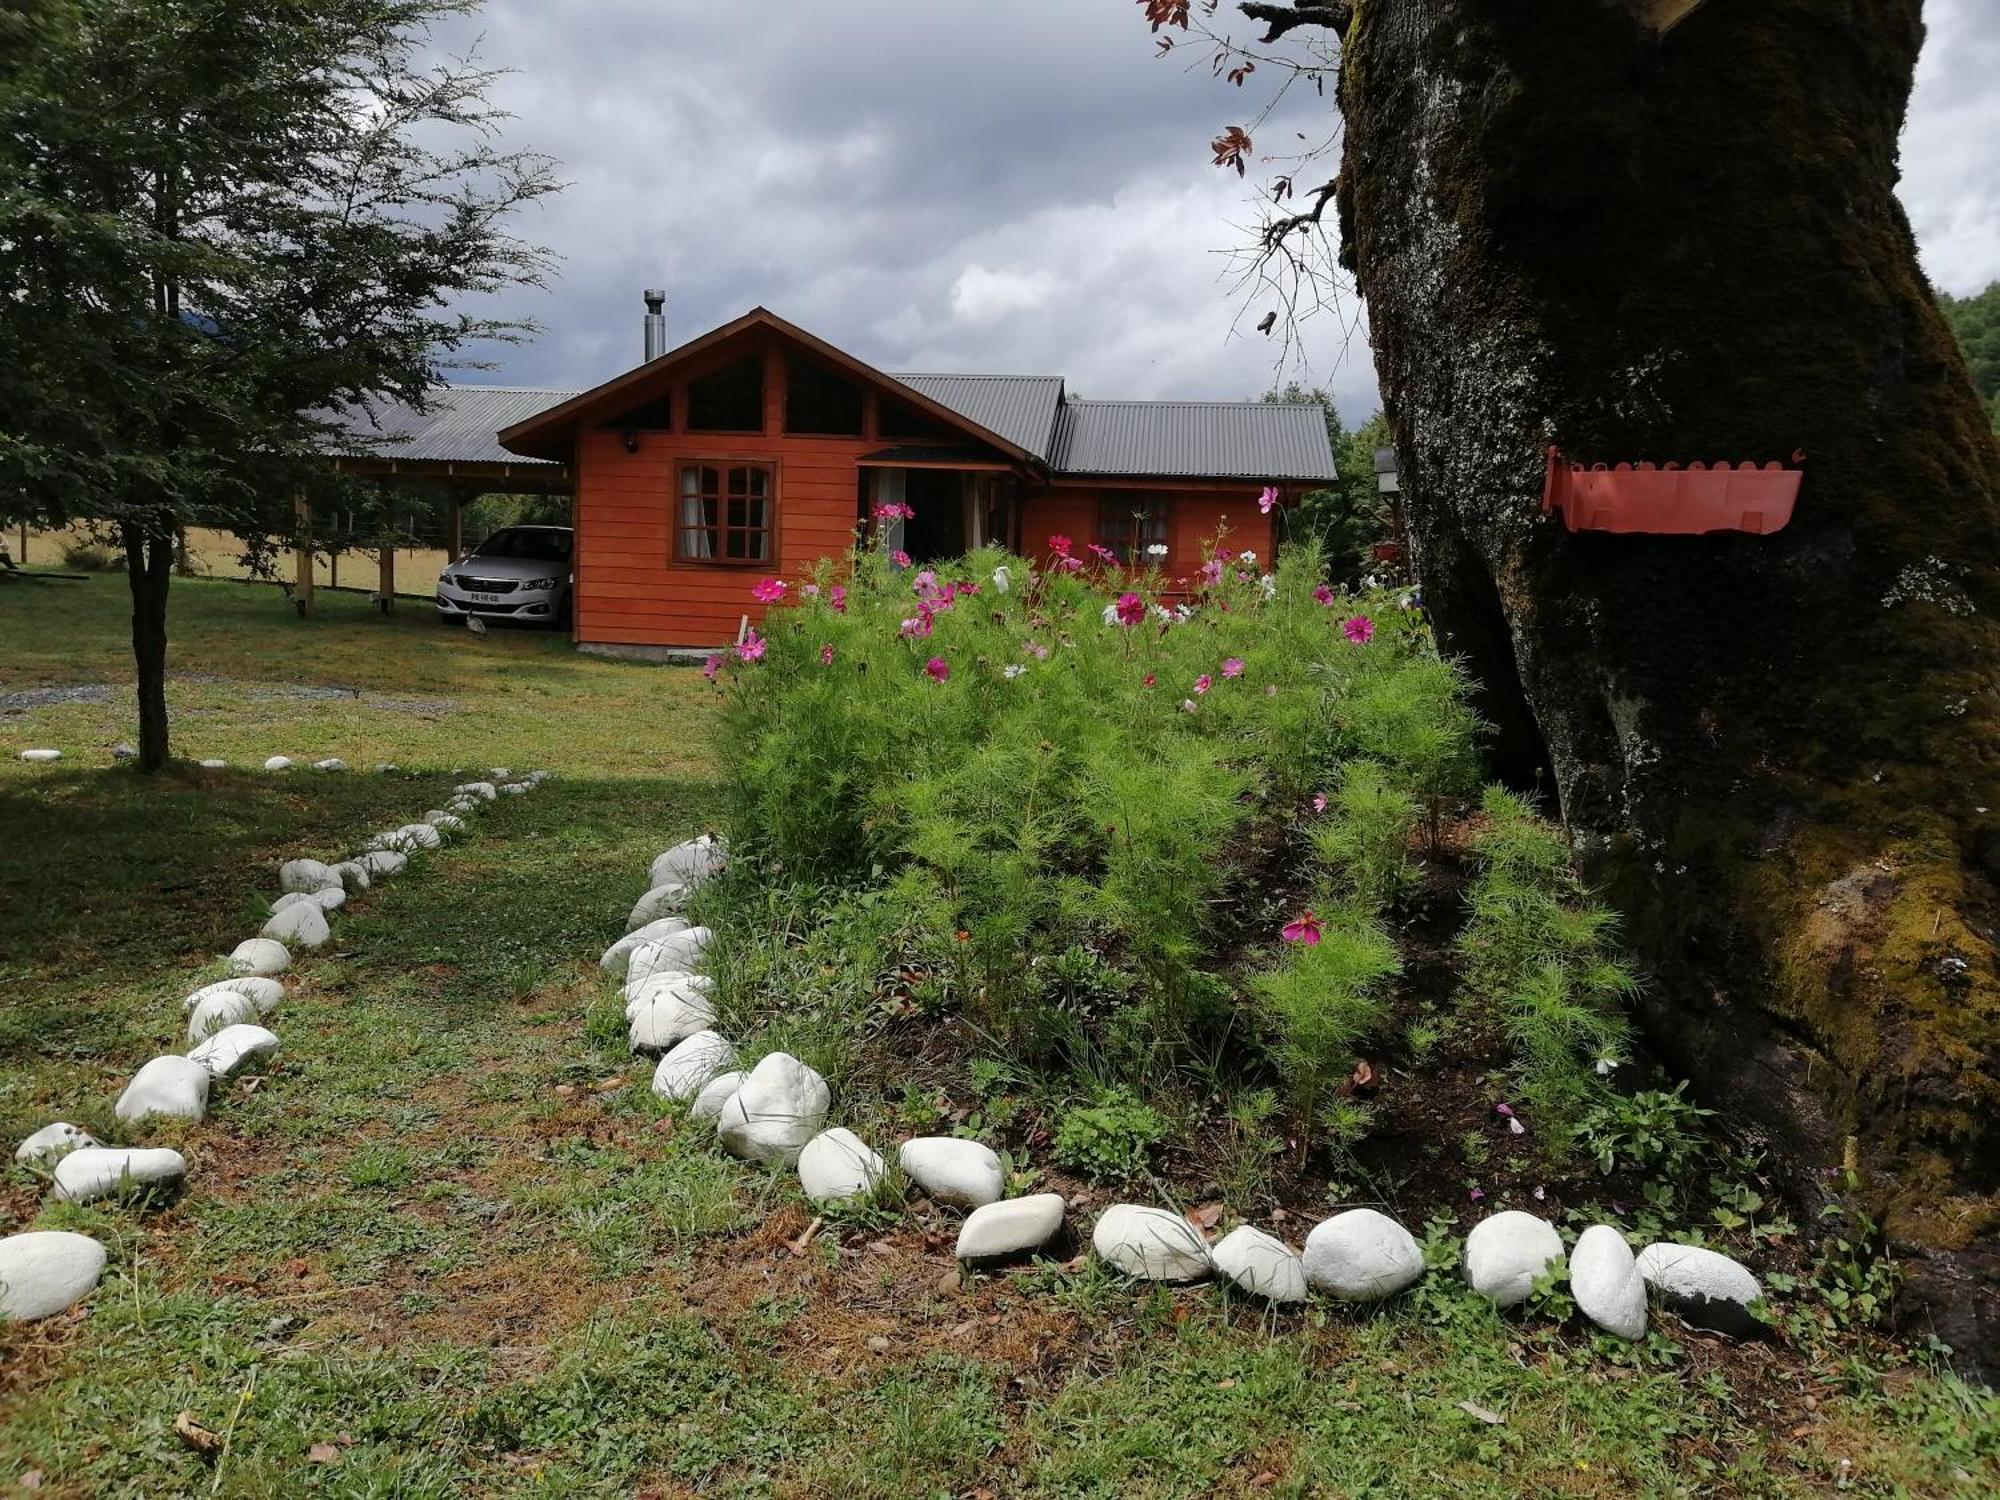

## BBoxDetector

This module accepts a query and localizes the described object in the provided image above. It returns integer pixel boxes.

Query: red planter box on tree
[1541,445,1805,535]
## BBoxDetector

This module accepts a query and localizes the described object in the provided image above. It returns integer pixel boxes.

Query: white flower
[1100,601,1121,626]
[1259,573,1277,599]
[991,565,1010,594]
[1174,603,1194,622]
[1238,550,1258,565]
[1179,698,1198,713]
[1151,605,1173,622]
[1144,543,1168,559]
[1003,664,1027,679]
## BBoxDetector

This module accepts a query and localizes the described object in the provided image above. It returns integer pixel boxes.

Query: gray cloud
[436,0,1998,427]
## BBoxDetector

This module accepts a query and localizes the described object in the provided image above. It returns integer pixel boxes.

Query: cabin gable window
[785,359,865,435]
[686,356,765,433]
[1099,496,1169,564]
[677,461,776,564]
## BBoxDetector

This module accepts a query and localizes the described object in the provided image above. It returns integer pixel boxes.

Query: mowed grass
[2,575,1995,1496]
[0,573,716,777]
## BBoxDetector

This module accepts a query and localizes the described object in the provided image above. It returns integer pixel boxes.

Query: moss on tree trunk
[1337,0,2000,1368]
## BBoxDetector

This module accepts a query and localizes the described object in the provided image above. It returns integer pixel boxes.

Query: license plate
[469,592,501,604]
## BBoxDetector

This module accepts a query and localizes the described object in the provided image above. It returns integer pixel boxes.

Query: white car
[435,525,573,626]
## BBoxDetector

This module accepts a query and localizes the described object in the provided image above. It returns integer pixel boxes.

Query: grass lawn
[1,575,1994,1495]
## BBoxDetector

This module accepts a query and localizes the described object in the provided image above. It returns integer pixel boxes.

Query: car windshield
[473,528,571,562]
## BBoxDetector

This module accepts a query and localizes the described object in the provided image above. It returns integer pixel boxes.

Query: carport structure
[314,385,576,613]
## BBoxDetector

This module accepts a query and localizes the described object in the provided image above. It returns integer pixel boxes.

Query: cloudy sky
[439,0,2000,426]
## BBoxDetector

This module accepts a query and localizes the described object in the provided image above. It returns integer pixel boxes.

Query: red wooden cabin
[496,305,1337,653]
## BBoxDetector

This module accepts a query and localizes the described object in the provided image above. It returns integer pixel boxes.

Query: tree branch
[1239,2,1352,44]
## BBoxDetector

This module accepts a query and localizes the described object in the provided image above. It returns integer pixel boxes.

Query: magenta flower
[1312,584,1335,606]
[1198,558,1224,586]
[1058,556,1085,574]
[1281,909,1322,946]
[1257,485,1279,515]
[1143,672,1157,687]
[871,500,915,522]
[899,611,934,639]
[1193,673,1212,695]
[890,549,912,569]
[829,585,848,614]
[750,577,786,603]
[701,653,722,682]
[819,643,835,666]
[1088,542,1118,564]
[1496,1102,1526,1136]
[914,568,938,591]
[1342,615,1375,644]
[924,655,950,683]
[1221,657,1244,679]
[1047,534,1072,557]
[953,579,980,597]
[1114,591,1146,627]
[1468,1186,1486,1203]
[735,629,766,664]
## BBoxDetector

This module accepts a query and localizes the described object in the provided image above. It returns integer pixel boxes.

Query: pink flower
[1143,672,1157,688]
[953,579,980,597]
[701,653,722,681]
[819,643,835,666]
[1312,584,1335,606]
[735,630,766,663]
[750,577,786,603]
[900,612,934,639]
[1193,673,1212,695]
[1024,641,1050,660]
[915,569,938,591]
[924,655,950,683]
[1058,556,1085,574]
[829,585,848,614]
[1179,698,1198,713]
[871,501,914,522]
[1221,657,1244,679]
[1114,591,1146,627]
[1342,615,1375,644]
[890,549,912,569]
[1258,485,1279,515]
[1047,534,1072,557]
[1281,909,1322,946]
[1312,793,1328,814]
[1468,1187,1486,1203]
[800,582,821,598]
[1088,542,1118,564]
[1198,558,1224,586]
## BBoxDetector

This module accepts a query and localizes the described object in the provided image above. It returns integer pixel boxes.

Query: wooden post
[293,491,314,616]
[378,543,396,613]
[446,493,464,560]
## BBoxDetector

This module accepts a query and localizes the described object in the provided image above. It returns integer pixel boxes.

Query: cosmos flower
[819,644,835,666]
[1257,486,1279,515]
[829,585,847,614]
[1343,615,1375,644]
[1221,657,1244,679]
[735,630,766,663]
[750,577,786,603]
[1144,543,1169,559]
[701,653,722,681]
[1003,663,1027,679]
[1193,673,1212,694]
[924,656,950,683]
[1115,592,1146,627]
[890,549,912,569]
[1047,534,1072,557]
[1281,909,1323,945]
[1088,543,1118,564]
[1312,793,1328,814]
[1313,584,1335,606]
[991,565,1011,594]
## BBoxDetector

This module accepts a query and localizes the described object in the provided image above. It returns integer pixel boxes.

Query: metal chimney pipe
[642,289,667,361]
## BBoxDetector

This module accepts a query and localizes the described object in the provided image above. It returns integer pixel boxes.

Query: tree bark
[1337,0,2000,1370]
[121,521,173,772]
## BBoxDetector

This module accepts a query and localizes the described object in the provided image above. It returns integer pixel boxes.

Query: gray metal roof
[331,386,579,465]
[1048,399,1337,481]
[891,373,1065,463]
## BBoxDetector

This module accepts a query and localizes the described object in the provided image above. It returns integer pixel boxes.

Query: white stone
[198,759,228,769]
[651,1029,736,1101]
[262,901,330,949]
[374,762,398,773]
[313,757,345,771]
[627,974,717,1052]
[424,812,465,836]
[898,1138,1005,1209]
[956,1193,1065,1260]
[628,882,690,932]
[52,1146,187,1203]
[639,925,713,975]
[278,858,340,894]
[498,782,529,796]
[622,932,700,993]
[600,917,693,980]
[19,748,62,763]
[797,1128,887,1204]
[1211,1225,1308,1303]
[1092,1204,1212,1282]
[1636,1242,1762,1336]
[716,1052,830,1165]
[488,767,511,780]
[183,977,282,1015]
[1464,1211,1565,1308]
[115,1055,210,1122]
[689,1069,746,1121]
[331,861,371,892]
[526,770,552,785]
[1301,1209,1425,1300]
[0,1231,108,1320]
[187,988,261,1042]
[394,822,443,850]
[271,886,344,915]
[270,890,313,914]
[187,1023,281,1079]
[263,755,293,771]
[358,849,407,879]
[14,1123,99,1170]
[650,834,727,888]
[227,938,290,976]
[625,970,707,1019]
[1571,1225,1648,1340]
[453,780,498,802]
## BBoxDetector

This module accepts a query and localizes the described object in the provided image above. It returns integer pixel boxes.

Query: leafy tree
[0,0,557,768]
[1261,383,1390,582]
[1938,281,2000,432]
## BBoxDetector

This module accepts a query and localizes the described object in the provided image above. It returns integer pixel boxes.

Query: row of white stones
[0,769,550,1323]
[600,840,1768,1343]
[16,749,372,770]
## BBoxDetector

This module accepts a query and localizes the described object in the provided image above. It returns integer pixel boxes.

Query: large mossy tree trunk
[1336,0,2000,1368]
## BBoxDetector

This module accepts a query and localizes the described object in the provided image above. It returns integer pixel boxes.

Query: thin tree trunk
[1337,0,2000,1369]
[121,521,173,771]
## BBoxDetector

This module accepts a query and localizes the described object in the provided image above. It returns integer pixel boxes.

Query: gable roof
[890,374,1065,463]
[497,307,1040,465]
[332,386,579,465]
[1051,399,1337,481]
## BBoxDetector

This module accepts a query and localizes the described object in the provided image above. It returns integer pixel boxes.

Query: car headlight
[523,576,556,591]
